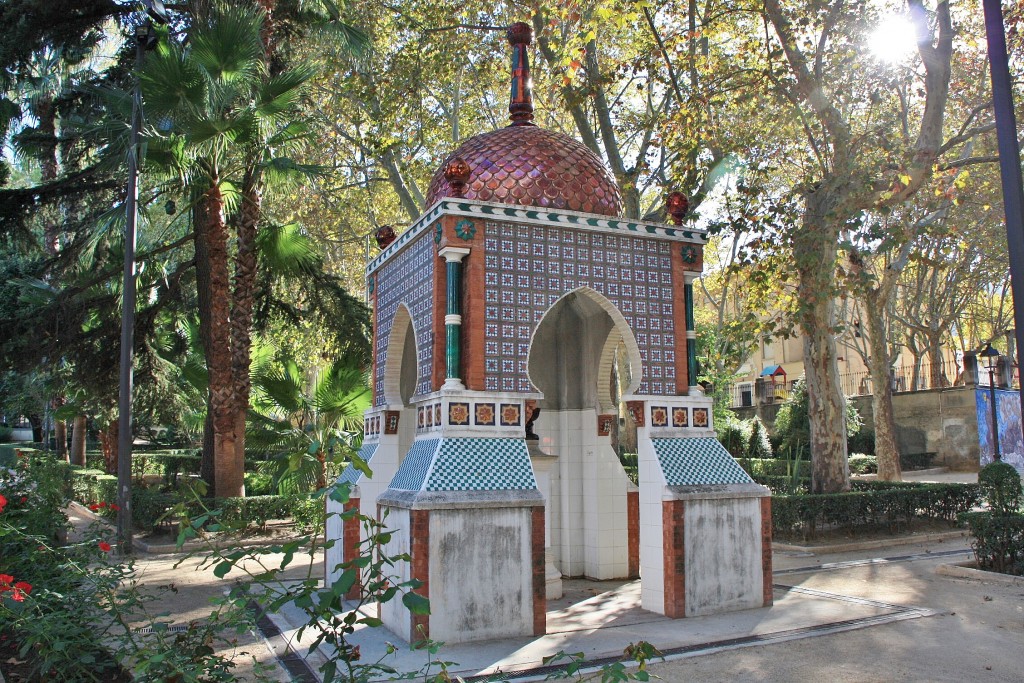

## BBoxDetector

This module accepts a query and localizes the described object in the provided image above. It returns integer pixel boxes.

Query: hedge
[69,466,323,532]
[772,483,981,540]
[737,457,811,479]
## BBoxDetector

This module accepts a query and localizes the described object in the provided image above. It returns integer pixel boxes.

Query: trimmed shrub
[0,425,12,442]
[746,418,772,459]
[739,458,811,478]
[978,461,1023,514]
[290,497,325,533]
[848,454,878,475]
[717,420,750,458]
[960,511,1024,575]
[772,483,981,540]
[961,463,1024,575]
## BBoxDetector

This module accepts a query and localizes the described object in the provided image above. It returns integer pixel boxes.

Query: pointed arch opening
[382,304,419,406]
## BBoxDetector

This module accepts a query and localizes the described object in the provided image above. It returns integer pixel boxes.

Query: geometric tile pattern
[367,199,706,276]
[338,443,378,485]
[425,438,537,491]
[651,437,754,486]
[389,439,440,491]
[373,232,434,406]
[483,221,677,395]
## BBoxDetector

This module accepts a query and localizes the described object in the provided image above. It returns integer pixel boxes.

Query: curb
[935,562,1024,586]
[774,530,968,554]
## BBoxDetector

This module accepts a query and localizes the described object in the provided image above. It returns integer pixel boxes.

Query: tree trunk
[70,415,87,466]
[196,180,243,498]
[193,196,217,494]
[28,413,43,444]
[795,186,849,493]
[99,419,118,474]
[230,171,261,486]
[54,419,68,462]
[201,409,215,495]
[926,332,948,388]
[865,298,902,481]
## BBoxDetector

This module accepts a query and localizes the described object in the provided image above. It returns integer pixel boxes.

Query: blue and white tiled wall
[483,221,678,395]
[374,233,434,406]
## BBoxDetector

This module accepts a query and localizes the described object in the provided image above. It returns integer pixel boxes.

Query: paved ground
[54,467,1024,683]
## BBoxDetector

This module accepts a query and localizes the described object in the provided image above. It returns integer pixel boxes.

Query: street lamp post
[116,1,168,556]
[981,343,1001,462]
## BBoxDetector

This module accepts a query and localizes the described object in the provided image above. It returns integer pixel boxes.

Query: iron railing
[721,358,1020,409]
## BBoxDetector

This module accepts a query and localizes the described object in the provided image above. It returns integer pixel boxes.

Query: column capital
[439,246,471,263]
[683,270,700,285]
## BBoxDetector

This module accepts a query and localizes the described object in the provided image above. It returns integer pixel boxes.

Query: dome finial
[507,22,535,126]
[443,157,471,198]
[666,191,689,225]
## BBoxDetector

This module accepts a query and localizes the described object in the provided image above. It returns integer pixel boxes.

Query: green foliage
[542,640,664,681]
[716,417,750,458]
[0,425,11,442]
[248,354,370,494]
[737,458,811,479]
[746,417,772,459]
[978,462,1023,515]
[772,483,981,540]
[244,471,275,496]
[959,511,1024,576]
[847,427,875,456]
[1,450,249,682]
[848,454,878,475]
[773,380,861,453]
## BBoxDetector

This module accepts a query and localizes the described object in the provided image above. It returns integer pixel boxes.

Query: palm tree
[247,355,370,493]
[140,4,316,496]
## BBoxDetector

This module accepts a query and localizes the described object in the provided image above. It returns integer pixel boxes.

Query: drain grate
[135,624,193,634]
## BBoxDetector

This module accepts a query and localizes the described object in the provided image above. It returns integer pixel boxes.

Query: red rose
[88,504,100,512]
[19,497,27,504]
[109,503,120,511]
[98,541,112,552]
[98,502,107,508]
[0,494,6,513]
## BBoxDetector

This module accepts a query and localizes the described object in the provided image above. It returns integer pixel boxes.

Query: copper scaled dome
[424,22,623,218]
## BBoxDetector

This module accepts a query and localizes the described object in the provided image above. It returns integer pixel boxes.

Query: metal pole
[989,366,1001,461]
[983,0,1024,438]
[117,25,148,556]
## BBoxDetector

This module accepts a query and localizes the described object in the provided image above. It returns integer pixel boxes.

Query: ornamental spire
[507,22,535,126]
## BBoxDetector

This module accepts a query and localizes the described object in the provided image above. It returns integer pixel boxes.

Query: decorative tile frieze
[474,403,496,426]
[672,407,688,428]
[384,411,400,435]
[449,402,470,426]
[500,403,521,426]
[651,406,669,427]
[597,414,615,437]
[626,400,646,427]
[367,199,707,276]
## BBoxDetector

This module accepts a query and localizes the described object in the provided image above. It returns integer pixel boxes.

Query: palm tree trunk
[70,415,87,466]
[196,179,243,497]
[230,170,261,480]
[99,419,118,474]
